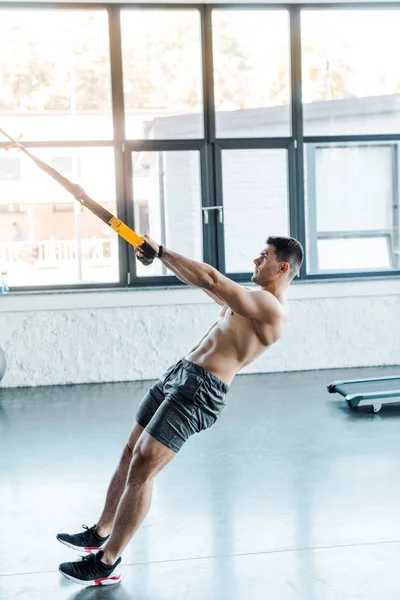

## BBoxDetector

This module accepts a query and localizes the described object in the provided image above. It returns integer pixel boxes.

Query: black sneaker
[56,524,110,553]
[59,550,121,587]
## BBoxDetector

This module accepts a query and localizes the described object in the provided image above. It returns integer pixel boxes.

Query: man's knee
[123,442,133,458]
[127,445,156,484]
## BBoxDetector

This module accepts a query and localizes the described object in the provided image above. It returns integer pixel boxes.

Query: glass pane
[305,143,400,273]
[212,10,291,138]
[121,10,203,140]
[132,151,202,276]
[222,149,289,273]
[0,148,119,286]
[318,238,391,271]
[0,10,113,141]
[302,10,400,135]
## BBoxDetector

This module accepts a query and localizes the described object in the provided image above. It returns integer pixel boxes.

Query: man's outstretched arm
[160,248,269,319]
[135,236,281,322]
[160,248,216,289]
[138,239,224,306]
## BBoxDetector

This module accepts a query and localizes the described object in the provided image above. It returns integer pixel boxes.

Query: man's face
[251,245,284,286]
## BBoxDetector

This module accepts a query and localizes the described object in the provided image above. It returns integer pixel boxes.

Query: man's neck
[262,282,289,304]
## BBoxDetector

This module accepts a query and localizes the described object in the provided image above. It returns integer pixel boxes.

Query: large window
[302,10,400,136]
[0,9,113,141]
[305,143,399,273]
[302,8,400,278]
[221,149,289,273]
[131,150,203,277]
[212,10,291,138]
[121,10,203,140]
[0,148,119,287]
[1,4,400,291]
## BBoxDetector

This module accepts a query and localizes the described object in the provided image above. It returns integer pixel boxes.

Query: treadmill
[327,376,400,413]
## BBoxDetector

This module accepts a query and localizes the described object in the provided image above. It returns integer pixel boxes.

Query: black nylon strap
[138,240,156,266]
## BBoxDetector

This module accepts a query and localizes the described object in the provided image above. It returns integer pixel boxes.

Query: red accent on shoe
[84,547,101,552]
[94,576,121,585]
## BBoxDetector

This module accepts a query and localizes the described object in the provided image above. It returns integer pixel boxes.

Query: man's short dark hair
[266,236,304,280]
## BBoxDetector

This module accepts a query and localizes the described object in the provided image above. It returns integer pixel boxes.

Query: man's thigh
[127,421,144,451]
[128,398,195,456]
[143,387,223,453]
[143,396,197,453]
[135,380,165,430]
[133,360,227,454]
[130,364,177,451]
[135,362,180,431]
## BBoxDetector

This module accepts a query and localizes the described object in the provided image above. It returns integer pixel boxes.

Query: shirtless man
[58,235,304,586]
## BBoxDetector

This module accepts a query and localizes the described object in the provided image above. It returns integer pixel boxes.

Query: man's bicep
[202,288,226,307]
[208,273,263,319]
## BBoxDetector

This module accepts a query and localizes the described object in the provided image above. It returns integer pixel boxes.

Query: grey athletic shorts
[135,358,229,453]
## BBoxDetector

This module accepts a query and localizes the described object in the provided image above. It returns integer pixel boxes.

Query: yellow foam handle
[109,217,144,247]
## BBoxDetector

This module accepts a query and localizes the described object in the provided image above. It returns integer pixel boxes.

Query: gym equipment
[328,376,400,413]
[0,347,6,382]
[0,128,156,266]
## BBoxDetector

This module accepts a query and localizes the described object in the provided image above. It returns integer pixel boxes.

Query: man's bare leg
[95,422,145,537]
[100,431,176,565]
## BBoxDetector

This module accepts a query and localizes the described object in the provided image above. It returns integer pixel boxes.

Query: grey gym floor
[1,366,400,600]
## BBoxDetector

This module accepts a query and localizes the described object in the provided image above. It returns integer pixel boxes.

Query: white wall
[1,279,399,388]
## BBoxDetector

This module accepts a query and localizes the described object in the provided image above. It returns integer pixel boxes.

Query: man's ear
[280,262,290,274]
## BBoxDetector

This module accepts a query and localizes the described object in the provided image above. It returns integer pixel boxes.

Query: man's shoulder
[253,290,287,325]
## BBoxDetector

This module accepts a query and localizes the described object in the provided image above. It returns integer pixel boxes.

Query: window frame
[299,4,400,281]
[123,139,207,286]
[1,2,400,292]
[303,133,400,279]
[305,139,400,274]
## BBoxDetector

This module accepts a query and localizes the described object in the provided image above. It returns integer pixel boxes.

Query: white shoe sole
[59,567,121,586]
[56,536,104,553]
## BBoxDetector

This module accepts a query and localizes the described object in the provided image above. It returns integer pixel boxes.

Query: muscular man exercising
[57,235,304,586]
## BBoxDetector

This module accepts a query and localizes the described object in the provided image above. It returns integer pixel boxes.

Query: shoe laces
[81,553,97,562]
[78,552,106,578]
[82,524,96,532]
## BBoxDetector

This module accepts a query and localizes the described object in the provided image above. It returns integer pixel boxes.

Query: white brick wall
[1,282,399,388]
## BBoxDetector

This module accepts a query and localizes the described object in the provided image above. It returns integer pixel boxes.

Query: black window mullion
[305,144,319,273]
[124,140,204,152]
[218,138,292,150]
[305,134,400,144]
[214,144,226,272]
[201,5,220,270]
[391,144,400,270]
[200,145,213,266]
[289,7,307,279]
[202,6,216,146]
[124,148,138,283]
[108,5,129,287]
